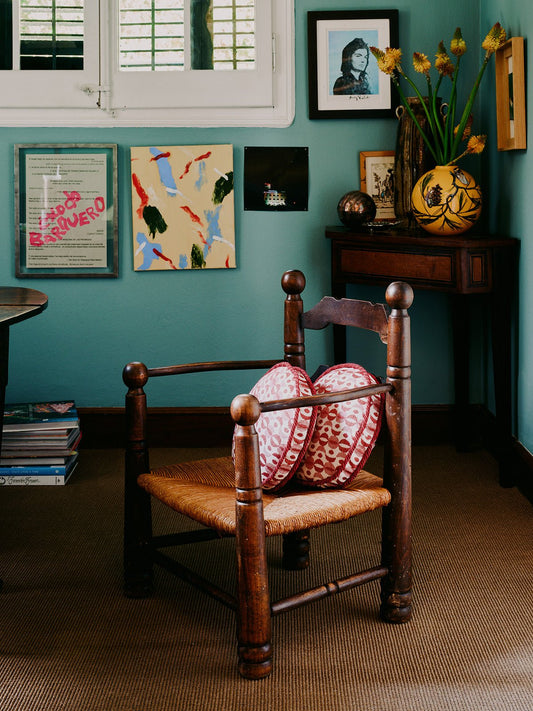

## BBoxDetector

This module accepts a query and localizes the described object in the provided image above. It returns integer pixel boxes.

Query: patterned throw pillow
[295,364,384,489]
[247,362,317,491]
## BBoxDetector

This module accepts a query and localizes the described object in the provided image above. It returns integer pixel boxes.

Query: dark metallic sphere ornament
[337,190,377,228]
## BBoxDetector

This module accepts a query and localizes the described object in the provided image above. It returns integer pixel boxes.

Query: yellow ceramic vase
[411,165,482,235]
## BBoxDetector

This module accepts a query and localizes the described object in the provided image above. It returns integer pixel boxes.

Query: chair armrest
[147,359,281,378]
[123,359,280,388]
[258,382,392,415]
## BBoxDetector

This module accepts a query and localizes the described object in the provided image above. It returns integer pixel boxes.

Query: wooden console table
[326,226,519,485]
[0,287,48,590]
[0,287,48,434]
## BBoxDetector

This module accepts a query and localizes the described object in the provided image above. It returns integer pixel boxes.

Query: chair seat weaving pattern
[138,456,391,537]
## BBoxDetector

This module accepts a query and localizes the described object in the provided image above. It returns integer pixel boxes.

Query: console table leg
[491,280,515,487]
[451,294,474,451]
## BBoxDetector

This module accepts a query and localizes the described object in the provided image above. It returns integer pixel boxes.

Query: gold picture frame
[360,150,395,220]
[495,37,526,151]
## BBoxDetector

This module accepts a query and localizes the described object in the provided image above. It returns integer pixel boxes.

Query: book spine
[0,465,70,475]
[0,474,69,485]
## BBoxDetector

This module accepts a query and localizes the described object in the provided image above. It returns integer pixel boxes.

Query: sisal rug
[0,445,531,711]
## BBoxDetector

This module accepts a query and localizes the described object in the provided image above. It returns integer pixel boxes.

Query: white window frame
[108,2,273,111]
[0,0,294,127]
[0,1,100,110]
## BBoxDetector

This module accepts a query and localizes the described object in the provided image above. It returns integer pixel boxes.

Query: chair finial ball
[281,270,305,296]
[231,394,262,425]
[122,361,149,388]
[386,281,414,310]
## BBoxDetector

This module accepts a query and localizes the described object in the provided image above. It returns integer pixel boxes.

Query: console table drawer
[335,243,495,293]
[340,247,454,286]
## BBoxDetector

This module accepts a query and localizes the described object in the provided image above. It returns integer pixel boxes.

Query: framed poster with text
[15,144,118,278]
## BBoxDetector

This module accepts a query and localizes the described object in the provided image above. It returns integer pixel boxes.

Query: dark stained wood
[380,282,413,622]
[271,565,388,615]
[0,286,48,450]
[123,362,154,599]
[282,530,310,570]
[147,359,279,378]
[303,295,389,342]
[0,286,48,591]
[260,383,391,413]
[231,394,272,679]
[282,269,306,369]
[326,226,519,485]
[123,270,414,679]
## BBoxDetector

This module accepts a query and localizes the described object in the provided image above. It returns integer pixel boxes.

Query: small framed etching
[360,150,395,220]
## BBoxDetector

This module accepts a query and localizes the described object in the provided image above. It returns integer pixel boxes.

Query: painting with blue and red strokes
[130,144,235,271]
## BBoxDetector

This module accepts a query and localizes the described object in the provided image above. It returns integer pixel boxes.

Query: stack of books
[0,401,81,485]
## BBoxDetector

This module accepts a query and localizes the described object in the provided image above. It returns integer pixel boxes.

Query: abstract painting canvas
[130,145,235,271]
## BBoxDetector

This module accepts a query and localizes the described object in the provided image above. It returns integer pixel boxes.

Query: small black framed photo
[243,147,309,212]
[307,10,399,120]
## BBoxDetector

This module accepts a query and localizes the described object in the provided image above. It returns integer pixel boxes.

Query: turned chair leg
[124,480,154,598]
[123,366,154,598]
[282,530,310,570]
[380,499,412,623]
[235,502,272,678]
[233,395,273,679]
[380,281,413,623]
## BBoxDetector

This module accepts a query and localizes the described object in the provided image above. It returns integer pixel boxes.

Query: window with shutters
[0,0,294,126]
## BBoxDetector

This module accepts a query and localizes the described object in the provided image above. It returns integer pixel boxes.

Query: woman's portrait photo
[331,36,376,96]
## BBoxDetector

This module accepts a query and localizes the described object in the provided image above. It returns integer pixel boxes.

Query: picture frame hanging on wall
[15,144,118,278]
[360,150,395,221]
[495,37,526,151]
[307,9,399,119]
[243,146,309,211]
[130,144,235,271]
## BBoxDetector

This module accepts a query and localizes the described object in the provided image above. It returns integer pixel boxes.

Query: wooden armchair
[123,269,413,679]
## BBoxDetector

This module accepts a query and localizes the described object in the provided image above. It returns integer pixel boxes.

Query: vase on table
[394,97,439,226]
[410,164,482,236]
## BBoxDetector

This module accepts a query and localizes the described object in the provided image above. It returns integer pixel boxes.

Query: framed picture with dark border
[308,10,399,119]
[15,144,118,278]
[495,37,526,151]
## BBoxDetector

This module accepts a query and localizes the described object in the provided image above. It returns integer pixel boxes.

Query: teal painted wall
[1,0,502,416]
[481,0,533,453]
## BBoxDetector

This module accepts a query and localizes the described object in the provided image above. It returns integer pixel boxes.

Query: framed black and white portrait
[308,10,399,119]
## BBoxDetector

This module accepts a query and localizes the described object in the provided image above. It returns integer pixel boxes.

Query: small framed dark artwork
[307,10,399,119]
[495,37,526,151]
[243,147,309,211]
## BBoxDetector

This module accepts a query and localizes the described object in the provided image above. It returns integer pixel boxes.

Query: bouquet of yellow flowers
[370,24,507,166]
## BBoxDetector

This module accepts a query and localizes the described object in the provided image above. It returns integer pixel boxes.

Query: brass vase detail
[394,97,440,225]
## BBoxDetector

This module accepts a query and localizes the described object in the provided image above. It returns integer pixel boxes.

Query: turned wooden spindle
[380,281,414,623]
[231,394,273,679]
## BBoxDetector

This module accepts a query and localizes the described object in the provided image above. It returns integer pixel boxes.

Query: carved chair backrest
[281,270,389,372]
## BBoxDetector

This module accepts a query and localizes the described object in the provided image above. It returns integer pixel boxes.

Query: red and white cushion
[247,362,317,491]
[295,364,384,489]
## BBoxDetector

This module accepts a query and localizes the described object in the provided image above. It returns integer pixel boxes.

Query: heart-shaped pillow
[295,364,384,488]
[242,362,317,491]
